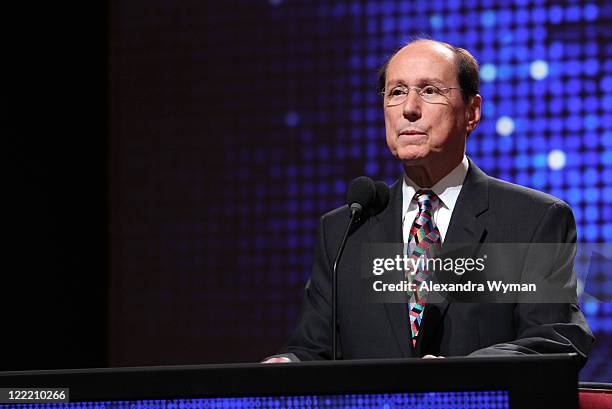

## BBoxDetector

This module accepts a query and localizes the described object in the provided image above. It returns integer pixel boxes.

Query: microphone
[331,177,389,360]
[346,176,376,215]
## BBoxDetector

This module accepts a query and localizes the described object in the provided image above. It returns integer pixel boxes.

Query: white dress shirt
[402,156,469,244]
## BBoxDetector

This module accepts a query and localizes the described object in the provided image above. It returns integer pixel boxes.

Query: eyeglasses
[381,85,462,106]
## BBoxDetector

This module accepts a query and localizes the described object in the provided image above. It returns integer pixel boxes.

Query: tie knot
[414,190,438,210]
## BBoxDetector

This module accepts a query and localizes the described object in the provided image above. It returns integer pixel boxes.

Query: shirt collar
[402,155,469,215]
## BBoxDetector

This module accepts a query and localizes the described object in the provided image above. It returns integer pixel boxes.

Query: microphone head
[371,180,390,215]
[346,176,376,212]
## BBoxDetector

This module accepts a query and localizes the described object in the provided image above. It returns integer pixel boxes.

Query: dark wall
[7,1,108,370]
[107,0,357,366]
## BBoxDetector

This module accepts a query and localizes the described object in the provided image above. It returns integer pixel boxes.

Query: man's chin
[394,150,431,166]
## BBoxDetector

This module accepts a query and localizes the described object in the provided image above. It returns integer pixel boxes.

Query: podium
[0,354,580,409]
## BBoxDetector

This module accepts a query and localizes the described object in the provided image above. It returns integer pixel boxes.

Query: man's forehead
[386,41,456,82]
[395,40,455,61]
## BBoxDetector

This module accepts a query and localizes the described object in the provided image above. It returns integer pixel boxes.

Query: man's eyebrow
[386,77,447,86]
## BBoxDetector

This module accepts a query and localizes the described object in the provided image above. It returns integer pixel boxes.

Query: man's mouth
[397,129,428,145]
[398,129,426,136]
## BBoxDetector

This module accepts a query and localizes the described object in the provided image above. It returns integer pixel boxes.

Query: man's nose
[402,91,422,122]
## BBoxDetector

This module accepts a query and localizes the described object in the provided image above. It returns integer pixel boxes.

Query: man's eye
[390,88,406,96]
[421,86,439,95]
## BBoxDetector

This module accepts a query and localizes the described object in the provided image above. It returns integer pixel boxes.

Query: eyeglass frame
[380,84,463,107]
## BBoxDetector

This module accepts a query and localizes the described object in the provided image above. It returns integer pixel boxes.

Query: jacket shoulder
[486,175,570,210]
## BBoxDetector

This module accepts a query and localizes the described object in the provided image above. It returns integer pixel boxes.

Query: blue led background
[0,392,509,409]
[110,0,612,382]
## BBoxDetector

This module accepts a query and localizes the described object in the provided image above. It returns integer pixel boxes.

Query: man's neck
[403,156,464,188]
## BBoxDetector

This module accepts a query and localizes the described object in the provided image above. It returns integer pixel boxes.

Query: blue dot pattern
[0,392,509,409]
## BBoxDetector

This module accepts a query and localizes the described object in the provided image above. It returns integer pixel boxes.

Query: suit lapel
[416,158,490,356]
[444,158,489,244]
[366,179,415,358]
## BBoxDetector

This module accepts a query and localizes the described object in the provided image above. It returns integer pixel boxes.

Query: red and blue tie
[407,190,441,348]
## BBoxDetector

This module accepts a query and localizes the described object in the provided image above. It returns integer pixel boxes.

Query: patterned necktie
[406,190,442,348]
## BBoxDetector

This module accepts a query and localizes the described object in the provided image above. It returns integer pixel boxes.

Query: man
[265,39,593,364]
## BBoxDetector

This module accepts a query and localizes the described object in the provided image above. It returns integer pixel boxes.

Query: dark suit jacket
[278,158,594,365]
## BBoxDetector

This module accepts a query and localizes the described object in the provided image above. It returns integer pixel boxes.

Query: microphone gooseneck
[332,177,389,360]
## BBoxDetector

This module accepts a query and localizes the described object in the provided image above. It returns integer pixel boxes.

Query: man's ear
[466,94,482,133]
